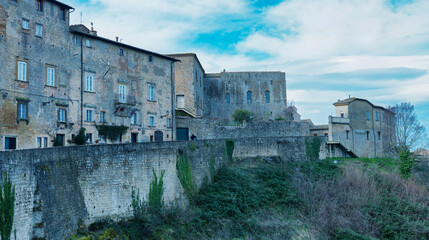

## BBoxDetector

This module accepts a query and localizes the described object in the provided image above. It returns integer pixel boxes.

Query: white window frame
[148,84,155,101]
[35,24,43,37]
[37,137,48,148]
[73,35,79,44]
[85,73,94,92]
[47,66,55,86]
[131,112,137,125]
[119,85,127,103]
[17,61,27,81]
[149,115,155,127]
[22,19,29,30]
[17,102,28,120]
[100,111,106,123]
[85,39,91,48]
[58,108,66,122]
[86,109,93,122]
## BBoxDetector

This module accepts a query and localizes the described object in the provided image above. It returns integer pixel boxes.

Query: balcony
[329,116,350,124]
[114,94,137,106]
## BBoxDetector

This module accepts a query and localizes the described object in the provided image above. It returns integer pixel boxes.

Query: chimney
[116,37,119,42]
[90,22,97,36]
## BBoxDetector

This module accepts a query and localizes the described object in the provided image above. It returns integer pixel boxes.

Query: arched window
[265,90,270,103]
[226,93,230,103]
[247,91,252,103]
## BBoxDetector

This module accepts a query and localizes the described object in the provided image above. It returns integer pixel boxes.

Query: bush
[305,137,321,160]
[0,173,15,240]
[73,127,87,145]
[176,152,196,201]
[149,169,165,212]
[399,149,414,178]
[231,109,252,124]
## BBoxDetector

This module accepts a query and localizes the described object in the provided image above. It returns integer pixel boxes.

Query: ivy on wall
[96,125,129,141]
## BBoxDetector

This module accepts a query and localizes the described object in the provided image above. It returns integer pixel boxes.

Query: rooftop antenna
[80,11,83,24]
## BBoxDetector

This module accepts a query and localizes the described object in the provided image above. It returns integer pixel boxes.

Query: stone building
[166,53,205,118]
[0,0,177,150]
[325,97,395,158]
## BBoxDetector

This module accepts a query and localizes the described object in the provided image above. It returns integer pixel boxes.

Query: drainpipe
[80,35,84,128]
[373,111,376,157]
[171,61,175,141]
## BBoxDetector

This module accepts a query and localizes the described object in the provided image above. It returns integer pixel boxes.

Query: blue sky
[68,0,429,144]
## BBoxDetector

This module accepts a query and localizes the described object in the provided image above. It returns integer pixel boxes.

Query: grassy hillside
[72,157,429,240]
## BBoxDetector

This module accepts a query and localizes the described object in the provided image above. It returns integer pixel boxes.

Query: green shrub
[231,109,252,124]
[189,142,197,151]
[131,188,144,220]
[305,137,321,160]
[335,229,375,240]
[399,149,414,178]
[73,127,87,145]
[300,159,339,179]
[209,151,215,180]
[176,152,196,201]
[0,173,15,240]
[149,169,165,212]
[96,125,128,141]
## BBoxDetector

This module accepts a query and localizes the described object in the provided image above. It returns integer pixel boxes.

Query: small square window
[36,24,43,37]
[86,39,91,48]
[149,55,153,62]
[22,19,29,30]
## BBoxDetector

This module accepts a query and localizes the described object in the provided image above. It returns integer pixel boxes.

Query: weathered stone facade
[204,71,287,121]
[0,0,177,150]
[167,53,204,118]
[326,97,395,158]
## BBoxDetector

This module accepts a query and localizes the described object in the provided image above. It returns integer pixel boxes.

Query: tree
[231,109,252,124]
[390,102,427,178]
[73,127,87,145]
[390,102,427,152]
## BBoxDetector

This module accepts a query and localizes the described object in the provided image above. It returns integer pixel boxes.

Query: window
[148,84,155,101]
[46,66,55,86]
[366,131,370,140]
[73,35,79,44]
[86,109,93,122]
[149,115,155,127]
[149,55,153,62]
[58,108,66,122]
[265,90,270,103]
[35,24,43,37]
[119,85,127,103]
[85,39,91,48]
[376,111,379,121]
[36,0,43,11]
[4,137,17,150]
[167,118,171,128]
[37,137,48,148]
[17,61,27,81]
[55,134,64,146]
[245,81,247,86]
[247,91,252,103]
[366,111,370,121]
[17,101,28,120]
[346,130,349,139]
[119,48,124,56]
[22,19,29,30]
[100,111,106,123]
[131,112,137,125]
[378,131,381,140]
[59,7,66,20]
[176,95,184,108]
[85,73,94,92]
[226,93,230,103]
[270,80,273,85]
[340,113,344,118]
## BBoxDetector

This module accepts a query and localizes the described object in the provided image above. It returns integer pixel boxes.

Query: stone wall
[176,118,310,140]
[0,136,325,239]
